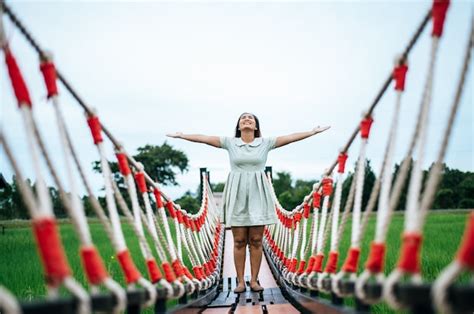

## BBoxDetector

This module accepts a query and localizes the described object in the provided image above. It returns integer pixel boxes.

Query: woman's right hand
[166,132,183,138]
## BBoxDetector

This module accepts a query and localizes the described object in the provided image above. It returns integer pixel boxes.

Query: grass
[295,210,471,313]
[0,210,471,313]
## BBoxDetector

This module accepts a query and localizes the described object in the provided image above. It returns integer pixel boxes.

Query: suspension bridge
[0,0,473,313]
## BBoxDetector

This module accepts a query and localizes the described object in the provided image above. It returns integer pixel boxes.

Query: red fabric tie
[337,153,348,174]
[432,0,450,37]
[40,61,58,98]
[81,245,108,285]
[5,50,32,107]
[33,217,71,287]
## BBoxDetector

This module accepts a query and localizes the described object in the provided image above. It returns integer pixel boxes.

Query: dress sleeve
[265,137,277,152]
[220,136,230,150]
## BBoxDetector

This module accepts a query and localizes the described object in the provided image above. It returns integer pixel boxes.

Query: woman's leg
[232,226,248,292]
[248,225,265,290]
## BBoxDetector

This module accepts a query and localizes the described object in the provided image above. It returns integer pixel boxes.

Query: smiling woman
[166,112,329,293]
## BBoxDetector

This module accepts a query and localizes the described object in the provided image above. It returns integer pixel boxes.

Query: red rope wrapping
[305,256,316,274]
[166,201,177,219]
[393,64,409,91]
[202,263,211,276]
[322,178,333,197]
[86,115,103,145]
[342,247,361,273]
[162,262,176,282]
[457,212,474,269]
[294,212,302,224]
[360,116,374,139]
[303,203,311,219]
[39,61,58,98]
[176,210,183,224]
[193,266,204,280]
[432,0,450,37]
[365,242,386,273]
[146,259,163,283]
[324,251,339,274]
[134,172,147,194]
[311,254,325,273]
[172,259,184,278]
[33,217,71,287]
[117,250,141,284]
[5,50,32,107]
[80,246,108,285]
[289,258,298,272]
[183,266,194,280]
[296,260,306,274]
[153,188,164,208]
[116,153,131,176]
[313,191,321,208]
[338,152,348,173]
[397,232,423,273]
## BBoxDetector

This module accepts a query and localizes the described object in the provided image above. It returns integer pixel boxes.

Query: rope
[0,286,20,314]
[316,167,346,291]
[1,45,91,313]
[355,57,408,304]
[384,5,448,304]
[332,116,373,297]
[307,178,333,289]
[40,57,127,312]
[431,20,473,313]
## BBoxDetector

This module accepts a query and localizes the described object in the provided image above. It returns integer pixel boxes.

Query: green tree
[340,159,377,212]
[211,182,226,193]
[175,191,200,214]
[273,172,293,197]
[93,142,189,187]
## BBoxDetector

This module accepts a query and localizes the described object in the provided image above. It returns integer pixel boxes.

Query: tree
[211,182,226,193]
[340,160,377,212]
[175,191,200,214]
[93,142,189,187]
[273,172,293,197]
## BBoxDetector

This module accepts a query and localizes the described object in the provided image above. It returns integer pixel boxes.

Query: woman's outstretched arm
[166,132,221,148]
[275,126,330,148]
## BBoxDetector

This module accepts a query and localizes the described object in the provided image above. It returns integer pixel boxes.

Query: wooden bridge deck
[202,229,299,313]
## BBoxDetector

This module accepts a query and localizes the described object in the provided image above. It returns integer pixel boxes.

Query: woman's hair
[234,112,261,138]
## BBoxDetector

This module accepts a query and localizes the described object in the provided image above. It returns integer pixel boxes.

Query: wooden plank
[263,304,301,313]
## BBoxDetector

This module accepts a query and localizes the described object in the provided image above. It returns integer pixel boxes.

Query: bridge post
[200,167,210,199]
[265,166,273,180]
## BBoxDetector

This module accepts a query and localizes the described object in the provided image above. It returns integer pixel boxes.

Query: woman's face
[239,113,257,131]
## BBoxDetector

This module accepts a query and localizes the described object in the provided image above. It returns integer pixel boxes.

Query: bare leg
[248,225,265,291]
[232,226,248,292]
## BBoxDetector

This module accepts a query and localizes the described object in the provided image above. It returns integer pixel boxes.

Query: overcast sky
[1,0,472,200]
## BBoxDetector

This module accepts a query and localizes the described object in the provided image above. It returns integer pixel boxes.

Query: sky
[0,0,472,200]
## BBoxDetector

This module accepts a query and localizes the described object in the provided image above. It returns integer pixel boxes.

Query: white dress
[219,136,278,227]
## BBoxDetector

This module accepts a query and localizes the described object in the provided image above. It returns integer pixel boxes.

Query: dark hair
[234,112,261,138]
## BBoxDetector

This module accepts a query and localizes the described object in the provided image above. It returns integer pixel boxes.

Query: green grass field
[0,210,470,313]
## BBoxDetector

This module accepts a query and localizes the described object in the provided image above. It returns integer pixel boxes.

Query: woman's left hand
[312,126,331,134]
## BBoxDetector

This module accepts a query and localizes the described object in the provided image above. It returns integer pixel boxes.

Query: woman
[167,113,329,293]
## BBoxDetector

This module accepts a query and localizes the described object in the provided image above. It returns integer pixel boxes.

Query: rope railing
[263,1,474,313]
[0,1,225,313]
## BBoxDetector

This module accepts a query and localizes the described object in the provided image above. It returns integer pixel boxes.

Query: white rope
[351,137,368,247]
[375,90,403,243]
[405,38,439,233]
[20,107,52,217]
[355,57,406,304]
[330,173,344,252]
[52,96,92,245]
[431,20,473,314]
[0,286,21,314]
[385,36,441,310]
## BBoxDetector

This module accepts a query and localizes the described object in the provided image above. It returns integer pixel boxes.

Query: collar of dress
[235,137,263,147]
